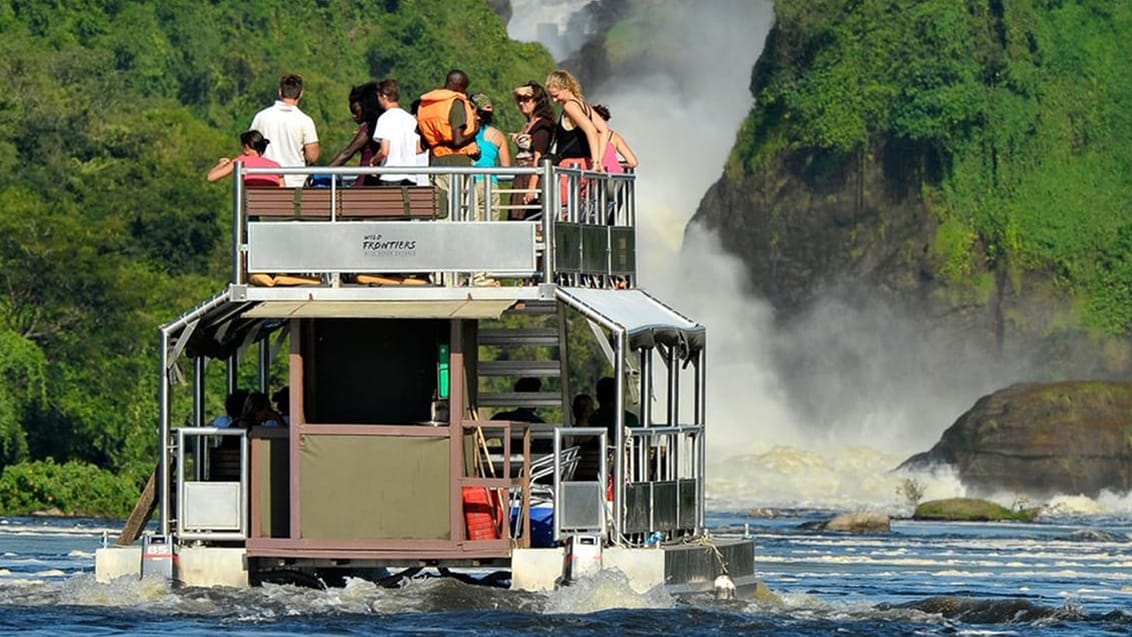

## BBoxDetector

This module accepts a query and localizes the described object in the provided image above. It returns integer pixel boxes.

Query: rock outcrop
[800,511,891,533]
[900,381,1132,498]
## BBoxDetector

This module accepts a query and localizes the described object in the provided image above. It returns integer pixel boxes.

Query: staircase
[477,300,570,423]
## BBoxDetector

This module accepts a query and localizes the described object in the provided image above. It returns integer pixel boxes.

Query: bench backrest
[245,186,439,220]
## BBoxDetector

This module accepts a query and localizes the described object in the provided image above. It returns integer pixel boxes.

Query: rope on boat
[693,533,730,576]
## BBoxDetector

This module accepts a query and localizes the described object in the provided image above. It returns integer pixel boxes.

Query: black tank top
[555,99,591,160]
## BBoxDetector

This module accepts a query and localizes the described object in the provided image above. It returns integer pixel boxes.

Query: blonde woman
[545,69,608,173]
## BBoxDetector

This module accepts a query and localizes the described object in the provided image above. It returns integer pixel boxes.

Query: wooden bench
[245,186,439,220]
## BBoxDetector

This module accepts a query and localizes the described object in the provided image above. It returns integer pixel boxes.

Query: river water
[1,510,1130,636]
[0,1,1119,634]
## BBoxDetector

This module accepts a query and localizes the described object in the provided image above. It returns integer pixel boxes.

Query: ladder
[477,300,571,422]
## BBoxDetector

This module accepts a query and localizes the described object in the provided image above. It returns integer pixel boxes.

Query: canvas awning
[241,299,514,319]
[160,290,516,363]
[556,288,705,355]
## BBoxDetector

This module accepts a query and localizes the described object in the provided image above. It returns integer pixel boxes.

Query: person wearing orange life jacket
[417,69,480,164]
[417,70,480,217]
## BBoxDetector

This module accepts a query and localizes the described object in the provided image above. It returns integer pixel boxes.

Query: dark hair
[445,69,469,91]
[239,391,271,428]
[240,130,269,155]
[350,81,383,135]
[514,377,542,393]
[572,393,594,415]
[596,376,615,404]
[279,74,304,99]
[522,81,556,123]
[592,104,611,122]
[377,78,400,103]
[271,386,290,415]
[224,389,250,419]
[478,109,495,126]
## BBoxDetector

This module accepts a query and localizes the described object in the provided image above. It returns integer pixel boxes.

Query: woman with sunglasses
[508,81,556,220]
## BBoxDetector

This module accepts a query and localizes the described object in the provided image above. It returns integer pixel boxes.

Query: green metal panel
[554,223,583,273]
[609,227,636,275]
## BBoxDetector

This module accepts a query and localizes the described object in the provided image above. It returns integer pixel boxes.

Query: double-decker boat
[95,161,756,596]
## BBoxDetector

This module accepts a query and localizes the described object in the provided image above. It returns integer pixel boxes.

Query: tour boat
[95,161,756,596]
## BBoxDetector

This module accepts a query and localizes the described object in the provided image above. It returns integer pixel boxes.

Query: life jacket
[417,88,480,158]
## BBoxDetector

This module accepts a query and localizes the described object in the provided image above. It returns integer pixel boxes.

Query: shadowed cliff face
[692,140,1129,383]
[899,381,1132,498]
[695,146,938,318]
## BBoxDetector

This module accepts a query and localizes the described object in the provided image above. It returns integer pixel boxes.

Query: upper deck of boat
[226,162,637,312]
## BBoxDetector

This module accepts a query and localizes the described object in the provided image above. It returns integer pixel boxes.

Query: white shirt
[250,100,319,188]
[415,148,430,186]
[372,107,422,183]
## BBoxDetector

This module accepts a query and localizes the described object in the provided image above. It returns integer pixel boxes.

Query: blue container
[511,504,555,547]
[305,173,340,188]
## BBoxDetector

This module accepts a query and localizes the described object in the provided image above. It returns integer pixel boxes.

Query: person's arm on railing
[612,131,638,169]
[327,126,371,167]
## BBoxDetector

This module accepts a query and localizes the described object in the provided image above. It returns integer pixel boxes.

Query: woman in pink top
[207,130,283,187]
[590,104,639,173]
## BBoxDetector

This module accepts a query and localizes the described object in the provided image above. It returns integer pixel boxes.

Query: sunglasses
[515,95,534,103]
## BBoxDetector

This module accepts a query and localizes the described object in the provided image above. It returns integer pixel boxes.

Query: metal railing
[233,163,636,289]
[175,427,249,541]
[619,423,705,541]
[551,427,608,542]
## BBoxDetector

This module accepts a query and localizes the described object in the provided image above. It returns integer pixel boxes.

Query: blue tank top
[473,127,500,183]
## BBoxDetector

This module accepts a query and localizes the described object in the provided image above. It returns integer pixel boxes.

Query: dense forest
[696,0,1132,376]
[0,0,554,516]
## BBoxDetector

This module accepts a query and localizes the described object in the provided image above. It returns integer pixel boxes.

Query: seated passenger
[235,391,285,430]
[206,130,283,187]
[492,377,549,456]
[572,393,594,428]
[491,377,545,425]
[212,389,249,429]
[590,376,640,438]
[271,386,290,426]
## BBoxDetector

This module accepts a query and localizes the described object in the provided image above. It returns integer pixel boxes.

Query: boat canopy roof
[556,288,705,356]
[160,286,704,364]
[161,290,520,362]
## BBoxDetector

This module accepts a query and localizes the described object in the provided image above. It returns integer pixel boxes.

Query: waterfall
[505,1,981,509]
[506,0,598,62]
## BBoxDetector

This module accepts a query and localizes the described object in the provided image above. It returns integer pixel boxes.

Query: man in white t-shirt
[250,74,320,188]
[372,79,422,186]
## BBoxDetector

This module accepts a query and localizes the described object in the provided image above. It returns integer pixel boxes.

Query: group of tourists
[212,387,289,431]
[207,68,638,219]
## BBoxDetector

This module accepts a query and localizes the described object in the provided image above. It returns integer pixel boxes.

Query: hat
[470,93,493,111]
[513,85,534,98]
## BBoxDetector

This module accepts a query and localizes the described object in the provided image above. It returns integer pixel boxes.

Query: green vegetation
[897,477,926,509]
[0,459,140,518]
[0,0,554,516]
[733,0,1132,333]
[913,497,1039,522]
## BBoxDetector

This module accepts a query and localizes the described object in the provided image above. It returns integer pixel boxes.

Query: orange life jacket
[417,88,480,158]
